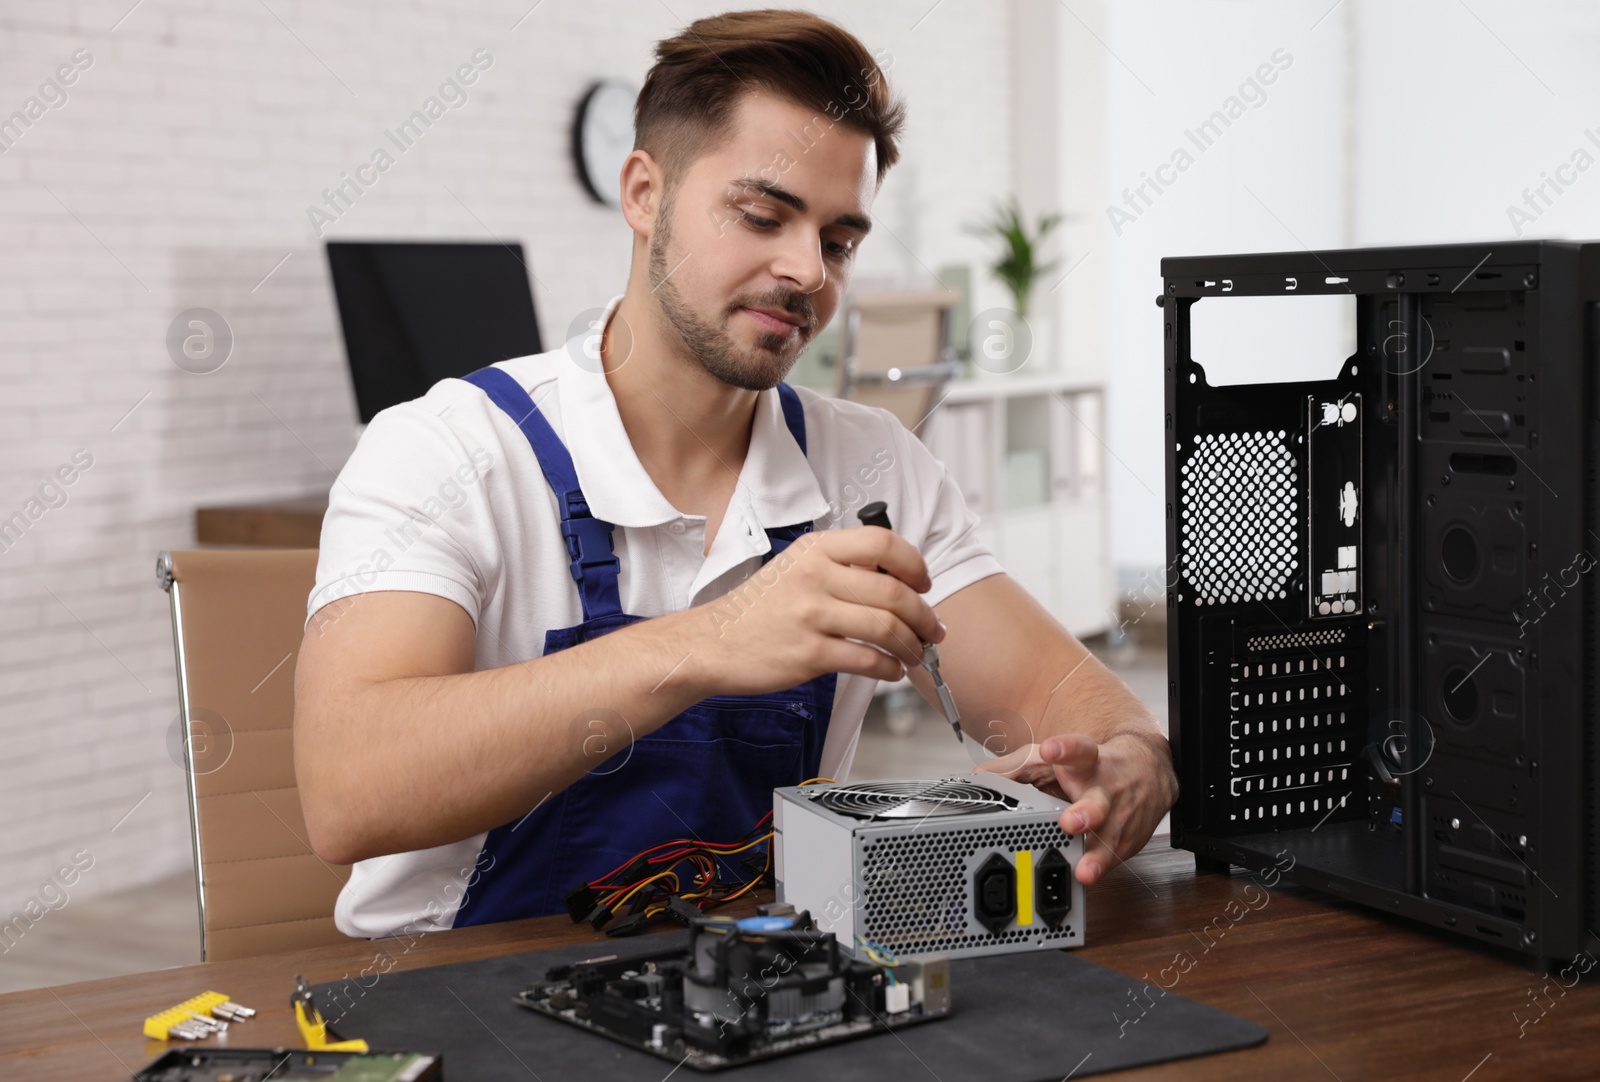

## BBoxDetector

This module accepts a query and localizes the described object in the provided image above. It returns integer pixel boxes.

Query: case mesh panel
[1180,430,1300,605]
[1227,635,1363,829]
[1247,628,1347,652]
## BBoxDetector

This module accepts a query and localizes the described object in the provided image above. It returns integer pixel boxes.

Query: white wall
[1098,0,1352,573]
[1351,0,1600,246]
[0,1,1016,906]
[1055,0,1109,386]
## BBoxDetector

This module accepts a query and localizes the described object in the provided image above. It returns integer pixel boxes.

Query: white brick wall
[0,0,1016,907]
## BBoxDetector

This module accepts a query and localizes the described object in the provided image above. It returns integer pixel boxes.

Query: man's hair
[634,9,906,191]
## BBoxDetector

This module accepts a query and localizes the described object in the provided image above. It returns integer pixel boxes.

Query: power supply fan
[808,779,1020,821]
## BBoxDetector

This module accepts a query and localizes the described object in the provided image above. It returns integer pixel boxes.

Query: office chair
[834,288,965,433]
[157,548,354,961]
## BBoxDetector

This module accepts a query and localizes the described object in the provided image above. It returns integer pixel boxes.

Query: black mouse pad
[311,933,1266,1080]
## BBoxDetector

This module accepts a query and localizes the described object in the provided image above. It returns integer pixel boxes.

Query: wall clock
[572,79,637,206]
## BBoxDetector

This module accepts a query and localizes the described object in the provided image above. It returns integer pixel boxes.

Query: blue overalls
[450,364,837,925]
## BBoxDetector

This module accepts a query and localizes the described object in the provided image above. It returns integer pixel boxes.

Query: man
[296,8,1177,938]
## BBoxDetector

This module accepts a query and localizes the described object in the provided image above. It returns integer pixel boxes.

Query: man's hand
[679,526,945,696]
[975,729,1178,886]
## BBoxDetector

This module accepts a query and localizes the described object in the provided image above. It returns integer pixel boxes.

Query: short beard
[647,194,811,393]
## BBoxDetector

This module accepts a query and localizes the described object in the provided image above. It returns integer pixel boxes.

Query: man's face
[646,90,877,392]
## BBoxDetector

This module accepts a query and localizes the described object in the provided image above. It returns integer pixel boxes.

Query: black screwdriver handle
[858,500,892,532]
[857,501,892,573]
[859,501,939,660]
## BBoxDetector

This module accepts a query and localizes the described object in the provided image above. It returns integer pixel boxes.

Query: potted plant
[963,196,1067,373]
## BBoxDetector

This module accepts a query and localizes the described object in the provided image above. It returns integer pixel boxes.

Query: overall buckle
[560,498,617,584]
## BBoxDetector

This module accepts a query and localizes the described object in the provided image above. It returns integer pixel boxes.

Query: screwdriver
[857,500,965,747]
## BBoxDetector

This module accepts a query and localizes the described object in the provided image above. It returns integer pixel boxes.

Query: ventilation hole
[1443,667,1480,723]
[1246,628,1346,652]
[1179,431,1300,605]
[1441,526,1479,583]
[1225,642,1362,829]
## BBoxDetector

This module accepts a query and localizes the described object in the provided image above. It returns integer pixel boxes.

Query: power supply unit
[1162,239,1600,971]
[772,776,1086,961]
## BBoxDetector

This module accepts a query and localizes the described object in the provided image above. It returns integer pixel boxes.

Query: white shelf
[937,371,1105,405]
[920,373,1115,642]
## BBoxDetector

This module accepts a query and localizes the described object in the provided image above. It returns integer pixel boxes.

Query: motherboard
[515,909,951,1071]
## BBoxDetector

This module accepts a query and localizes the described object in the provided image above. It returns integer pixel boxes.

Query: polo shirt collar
[556,294,831,541]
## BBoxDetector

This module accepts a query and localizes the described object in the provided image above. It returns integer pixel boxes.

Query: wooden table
[3,839,1596,1080]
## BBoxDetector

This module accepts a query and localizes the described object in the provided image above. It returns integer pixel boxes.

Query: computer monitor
[325,240,543,423]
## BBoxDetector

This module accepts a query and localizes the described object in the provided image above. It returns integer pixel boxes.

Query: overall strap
[768,381,813,554]
[461,365,623,622]
[775,381,807,455]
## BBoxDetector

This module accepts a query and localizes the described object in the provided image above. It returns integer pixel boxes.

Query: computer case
[1162,240,1600,969]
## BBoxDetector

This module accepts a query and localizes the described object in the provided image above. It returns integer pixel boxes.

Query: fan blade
[812,779,1018,820]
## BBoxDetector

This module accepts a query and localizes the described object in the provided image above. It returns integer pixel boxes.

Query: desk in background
[2,841,1595,1080]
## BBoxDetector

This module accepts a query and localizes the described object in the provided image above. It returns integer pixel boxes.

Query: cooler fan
[807,779,1020,820]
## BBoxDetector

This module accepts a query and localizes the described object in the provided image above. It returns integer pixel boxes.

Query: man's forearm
[1035,645,1165,751]
[1030,644,1179,821]
[298,606,712,865]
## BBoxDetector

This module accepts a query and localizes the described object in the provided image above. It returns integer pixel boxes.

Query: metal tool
[142,991,256,1041]
[857,501,965,747]
[918,641,965,746]
[292,973,369,1052]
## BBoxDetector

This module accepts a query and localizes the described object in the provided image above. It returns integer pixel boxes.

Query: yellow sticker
[1015,849,1034,926]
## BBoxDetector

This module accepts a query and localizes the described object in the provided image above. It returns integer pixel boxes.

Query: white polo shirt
[306,292,1004,937]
